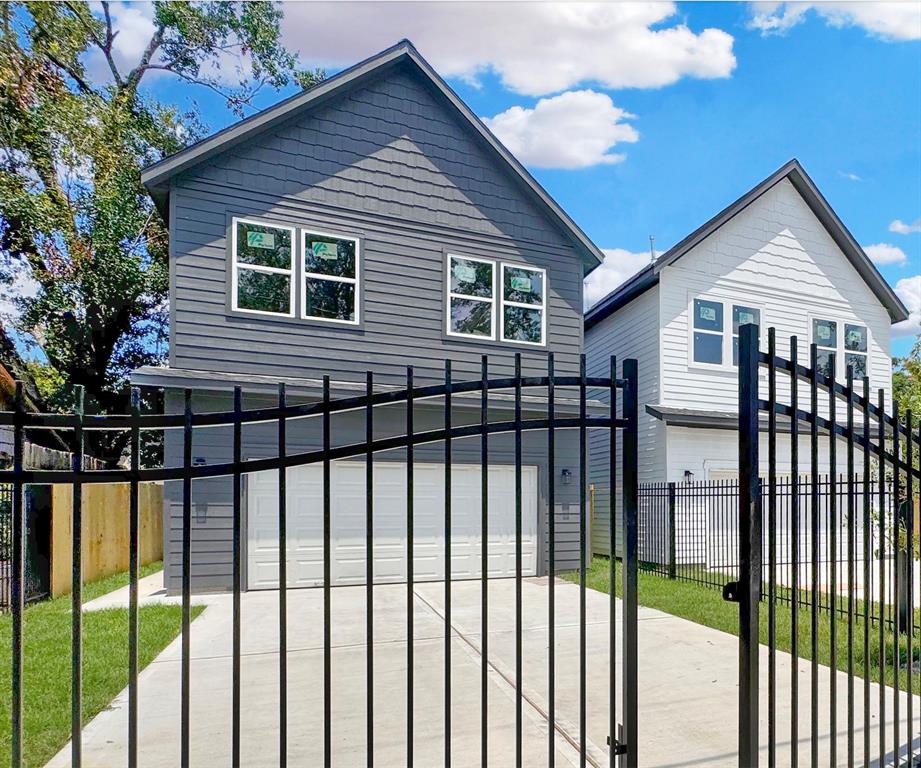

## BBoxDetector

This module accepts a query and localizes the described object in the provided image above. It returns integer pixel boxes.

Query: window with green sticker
[692,298,724,364]
[447,255,494,338]
[301,231,359,323]
[501,264,545,344]
[445,256,548,344]
[812,318,868,380]
[691,298,762,367]
[232,219,294,316]
[731,305,760,365]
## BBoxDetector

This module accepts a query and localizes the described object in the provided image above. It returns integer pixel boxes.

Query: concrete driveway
[47,574,915,767]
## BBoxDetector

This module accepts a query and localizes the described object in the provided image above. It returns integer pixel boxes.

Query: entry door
[246,461,538,589]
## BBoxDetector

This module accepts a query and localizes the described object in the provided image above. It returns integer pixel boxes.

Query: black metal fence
[0,483,50,613]
[736,324,921,767]
[639,476,918,630]
[0,353,640,768]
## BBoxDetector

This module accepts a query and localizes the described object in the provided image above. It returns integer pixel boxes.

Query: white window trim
[445,253,497,341]
[808,314,869,379]
[301,229,360,325]
[499,262,547,347]
[687,295,764,371]
[231,217,296,318]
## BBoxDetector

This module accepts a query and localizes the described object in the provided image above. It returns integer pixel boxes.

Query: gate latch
[722,581,740,603]
[606,735,628,756]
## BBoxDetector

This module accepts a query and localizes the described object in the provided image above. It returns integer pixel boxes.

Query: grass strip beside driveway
[566,556,919,690]
[0,563,203,768]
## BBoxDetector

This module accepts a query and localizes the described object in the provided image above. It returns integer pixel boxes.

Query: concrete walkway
[47,575,917,767]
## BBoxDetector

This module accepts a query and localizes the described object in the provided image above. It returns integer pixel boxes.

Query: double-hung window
[302,231,359,324]
[232,219,295,317]
[501,264,546,345]
[843,323,868,378]
[812,318,868,379]
[692,298,725,365]
[446,256,548,345]
[447,255,496,339]
[691,297,760,367]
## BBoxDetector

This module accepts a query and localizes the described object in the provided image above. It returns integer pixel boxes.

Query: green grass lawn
[565,556,920,691]
[0,563,204,768]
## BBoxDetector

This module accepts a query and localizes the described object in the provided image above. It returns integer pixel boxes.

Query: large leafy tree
[0,2,319,464]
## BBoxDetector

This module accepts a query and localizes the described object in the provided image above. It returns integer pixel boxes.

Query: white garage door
[247,461,538,589]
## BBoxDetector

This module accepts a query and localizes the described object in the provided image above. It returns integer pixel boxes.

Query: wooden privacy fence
[50,481,162,597]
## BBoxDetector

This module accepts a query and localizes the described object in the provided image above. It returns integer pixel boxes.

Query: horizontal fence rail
[737,324,921,768]
[2,354,640,768]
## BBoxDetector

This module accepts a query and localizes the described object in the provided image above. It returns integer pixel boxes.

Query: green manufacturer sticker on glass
[699,306,717,322]
[247,231,276,249]
[455,264,476,283]
[312,241,338,260]
[510,275,532,292]
[737,311,755,326]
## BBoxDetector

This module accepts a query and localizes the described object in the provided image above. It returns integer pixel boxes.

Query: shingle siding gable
[185,66,570,248]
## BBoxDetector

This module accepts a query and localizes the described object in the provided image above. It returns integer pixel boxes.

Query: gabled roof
[141,40,603,270]
[584,159,910,329]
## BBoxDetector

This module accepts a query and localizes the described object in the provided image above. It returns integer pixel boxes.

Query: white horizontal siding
[665,425,867,481]
[585,284,663,555]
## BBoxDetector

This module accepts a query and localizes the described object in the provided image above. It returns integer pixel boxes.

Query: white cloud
[583,248,655,310]
[890,218,921,235]
[108,3,158,64]
[281,3,736,96]
[863,243,908,266]
[483,91,638,169]
[893,274,921,338]
[750,2,921,41]
[838,171,861,182]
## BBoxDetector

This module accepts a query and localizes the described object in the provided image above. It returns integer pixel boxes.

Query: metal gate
[0,353,639,767]
[736,324,921,767]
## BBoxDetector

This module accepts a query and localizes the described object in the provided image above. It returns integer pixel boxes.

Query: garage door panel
[247,461,538,589]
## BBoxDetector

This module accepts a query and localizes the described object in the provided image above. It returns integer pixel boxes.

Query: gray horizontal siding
[169,61,585,389]
[162,390,585,593]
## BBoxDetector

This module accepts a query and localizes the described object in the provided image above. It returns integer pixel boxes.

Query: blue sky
[99,2,921,355]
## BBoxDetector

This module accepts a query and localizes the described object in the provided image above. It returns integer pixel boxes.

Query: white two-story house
[584,159,909,555]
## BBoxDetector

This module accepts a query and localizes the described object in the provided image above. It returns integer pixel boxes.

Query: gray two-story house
[134,41,604,594]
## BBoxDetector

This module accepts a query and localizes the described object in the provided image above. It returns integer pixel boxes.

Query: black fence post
[737,323,761,767]
[11,381,24,768]
[622,358,639,768]
[667,482,677,580]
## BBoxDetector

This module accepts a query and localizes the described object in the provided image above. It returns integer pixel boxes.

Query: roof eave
[784,166,910,323]
[583,265,657,330]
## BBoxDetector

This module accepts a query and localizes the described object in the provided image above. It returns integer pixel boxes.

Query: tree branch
[63,0,122,86]
[138,64,261,112]
[45,50,94,95]
[124,25,164,93]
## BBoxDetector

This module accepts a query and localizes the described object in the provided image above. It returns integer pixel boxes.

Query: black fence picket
[0,357,640,768]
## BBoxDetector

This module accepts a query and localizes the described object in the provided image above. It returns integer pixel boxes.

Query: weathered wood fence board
[51,482,163,597]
